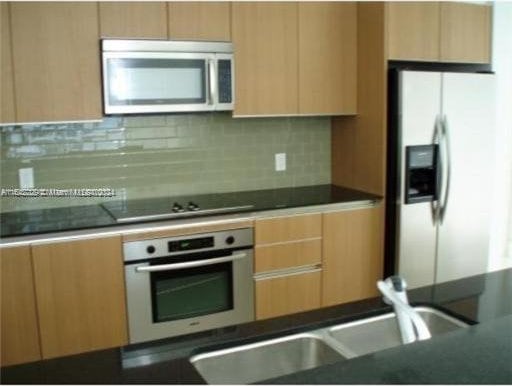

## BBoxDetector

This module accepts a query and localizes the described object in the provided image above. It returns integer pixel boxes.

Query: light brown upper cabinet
[439,2,491,64]
[298,2,357,115]
[387,2,440,61]
[233,2,357,117]
[168,2,231,41]
[99,2,168,39]
[232,2,299,116]
[1,3,15,124]
[10,2,102,123]
[0,246,42,367]
[31,237,128,359]
[322,205,384,307]
[387,2,491,64]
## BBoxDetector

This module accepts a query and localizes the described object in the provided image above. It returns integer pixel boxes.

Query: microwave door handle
[208,59,216,105]
[135,252,248,273]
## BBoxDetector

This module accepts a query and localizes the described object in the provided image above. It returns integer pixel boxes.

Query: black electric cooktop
[101,184,377,223]
[0,185,379,238]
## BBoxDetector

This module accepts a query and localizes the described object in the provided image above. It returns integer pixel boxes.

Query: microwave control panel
[218,59,232,104]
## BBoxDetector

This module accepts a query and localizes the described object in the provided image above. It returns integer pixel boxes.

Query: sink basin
[327,306,469,357]
[190,333,347,384]
[190,306,469,384]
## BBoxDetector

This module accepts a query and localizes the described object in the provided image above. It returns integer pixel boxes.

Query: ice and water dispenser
[404,145,438,204]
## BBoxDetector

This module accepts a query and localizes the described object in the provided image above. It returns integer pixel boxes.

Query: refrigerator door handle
[439,115,452,224]
[431,115,443,225]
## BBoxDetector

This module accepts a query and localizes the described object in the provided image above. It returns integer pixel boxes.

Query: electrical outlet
[19,167,34,189]
[275,153,286,172]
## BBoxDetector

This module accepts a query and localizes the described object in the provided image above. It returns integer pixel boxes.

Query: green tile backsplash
[0,113,331,213]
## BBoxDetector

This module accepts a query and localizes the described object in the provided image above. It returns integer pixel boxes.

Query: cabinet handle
[136,252,248,273]
[254,264,321,280]
[208,59,216,105]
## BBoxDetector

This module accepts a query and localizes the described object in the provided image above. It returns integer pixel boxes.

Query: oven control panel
[123,228,253,262]
[169,236,214,252]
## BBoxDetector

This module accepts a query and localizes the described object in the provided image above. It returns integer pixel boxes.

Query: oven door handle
[135,252,248,273]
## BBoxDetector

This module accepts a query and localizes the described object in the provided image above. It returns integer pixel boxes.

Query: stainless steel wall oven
[123,228,254,344]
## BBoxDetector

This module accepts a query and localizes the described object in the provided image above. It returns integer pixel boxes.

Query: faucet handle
[385,275,408,292]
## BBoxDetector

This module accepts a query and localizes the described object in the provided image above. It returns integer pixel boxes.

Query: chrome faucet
[377,276,432,344]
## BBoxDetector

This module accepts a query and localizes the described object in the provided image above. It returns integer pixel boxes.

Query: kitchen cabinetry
[1,3,15,124]
[255,270,321,320]
[254,213,322,319]
[31,237,128,359]
[331,3,387,197]
[99,2,168,39]
[387,2,440,61]
[298,2,357,115]
[232,2,357,116]
[10,2,102,122]
[322,205,384,306]
[168,2,230,41]
[0,246,41,367]
[387,2,491,63]
[232,2,298,116]
[439,2,491,64]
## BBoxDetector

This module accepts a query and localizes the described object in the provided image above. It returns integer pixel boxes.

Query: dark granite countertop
[2,268,511,384]
[0,184,379,238]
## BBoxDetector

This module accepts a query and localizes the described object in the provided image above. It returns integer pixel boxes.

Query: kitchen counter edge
[0,198,380,248]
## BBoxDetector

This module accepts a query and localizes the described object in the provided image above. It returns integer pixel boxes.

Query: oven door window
[150,262,233,323]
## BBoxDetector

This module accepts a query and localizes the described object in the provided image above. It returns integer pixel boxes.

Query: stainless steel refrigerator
[386,70,496,289]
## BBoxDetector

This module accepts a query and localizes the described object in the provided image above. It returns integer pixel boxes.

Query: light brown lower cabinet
[31,236,128,359]
[0,246,42,367]
[255,239,322,273]
[255,269,321,320]
[322,205,384,307]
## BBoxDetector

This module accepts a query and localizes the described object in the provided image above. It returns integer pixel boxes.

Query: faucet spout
[377,276,432,344]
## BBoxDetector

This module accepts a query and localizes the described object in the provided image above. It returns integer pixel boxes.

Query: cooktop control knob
[172,202,185,213]
[188,201,200,211]
[225,236,235,245]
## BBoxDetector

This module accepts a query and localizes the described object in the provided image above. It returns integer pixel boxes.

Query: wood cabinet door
[232,2,298,116]
[168,2,230,41]
[440,2,491,64]
[298,2,357,115]
[99,2,168,39]
[0,246,42,366]
[322,205,384,307]
[10,3,102,123]
[255,270,321,320]
[387,2,440,61]
[255,213,322,245]
[32,237,128,359]
[1,3,15,124]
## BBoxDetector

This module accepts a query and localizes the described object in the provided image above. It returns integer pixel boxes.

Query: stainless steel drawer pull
[135,252,248,273]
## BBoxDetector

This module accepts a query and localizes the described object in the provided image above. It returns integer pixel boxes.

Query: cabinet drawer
[255,269,321,320]
[255,239,321,273]
[255,214,321,245]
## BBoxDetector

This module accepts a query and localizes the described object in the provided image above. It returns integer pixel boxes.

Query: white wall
[489,1,512,270]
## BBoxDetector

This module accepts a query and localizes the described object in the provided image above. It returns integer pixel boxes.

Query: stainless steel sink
[190,306,469,384]
[190,333,348,384]
[327,306,469,358]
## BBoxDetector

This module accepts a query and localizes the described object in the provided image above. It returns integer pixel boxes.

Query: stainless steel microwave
[101,40,234,114]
